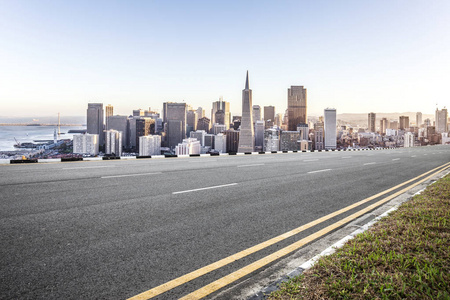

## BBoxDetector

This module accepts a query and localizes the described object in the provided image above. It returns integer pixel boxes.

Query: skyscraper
[399,116,410,130]
[435,108,448,133]
[107,115,129,147]
[237,71,254,152]
[252,105,261,123]
[211,98,231,129]
[105,130,122,156]
[324,108,337,150]
[287,86,307,131]
[136,118,155,150]
[416,112,422,127]
[164,102,187,149]
[368,112,376,133]
[87,103,104,146]
[264,106,275,129]
[105,104,113,131]
[380,118,388,135]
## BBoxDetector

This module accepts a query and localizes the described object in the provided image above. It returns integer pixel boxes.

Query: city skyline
[1,1,449,117]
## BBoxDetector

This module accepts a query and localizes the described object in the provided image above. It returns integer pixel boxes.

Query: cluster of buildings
[72,72,447,156]
[334,109,449,149]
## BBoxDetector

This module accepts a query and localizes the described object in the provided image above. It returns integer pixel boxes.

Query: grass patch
[270,174,450,299]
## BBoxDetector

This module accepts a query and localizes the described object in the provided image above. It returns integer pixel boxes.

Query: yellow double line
[129,162,450,300]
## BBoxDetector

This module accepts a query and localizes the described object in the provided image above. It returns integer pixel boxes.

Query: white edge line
[173,183,238,194]
[101,172,161,179]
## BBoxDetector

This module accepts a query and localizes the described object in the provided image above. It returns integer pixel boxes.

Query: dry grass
[269,174,450,299]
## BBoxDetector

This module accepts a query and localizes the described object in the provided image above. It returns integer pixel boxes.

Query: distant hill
[337,112,434,127]
[0,116,85,125]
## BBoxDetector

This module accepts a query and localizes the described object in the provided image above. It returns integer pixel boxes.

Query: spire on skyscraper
[245,70,249,90]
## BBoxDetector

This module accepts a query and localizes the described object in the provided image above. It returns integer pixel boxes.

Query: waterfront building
[175,138,201,155]
[399,116,410,130]
[324,108,337,150]
[264,127,280,151]
[139,135,161,156]
[73,134,99,155]
[163,102,187,149]
[287,86,307,131]
[264,106,275,129]
[435,108,448,133]
[225,129,239,153]
[87,103,104,146]
[214,133,226,153]
[105,130,122,156]
[237,71,254,152]
[368,112,376,133]
[280,131,300,151]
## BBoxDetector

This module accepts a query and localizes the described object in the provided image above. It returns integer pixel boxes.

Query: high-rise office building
[214,133,226,153]
[105,130,122,156]
[435,108,448,133]
[186,110,198,131]
[164,102,187,148]
[287,86,307,131]
[196,107,205,119]
[264,106,275,129]
[399,116,410,130]
[190,130,207,146]
[107,115,129,148]
[252,105,261,123]
[136,118,155,150]
[105,104,113,131]
[237,71,254,152]
[133,109,145,117]
[225,129,239,153]
[197,117,211,132]
[416,112,423,127]
[404,132,415,147]
[87,103,104,146]
[73,134,99,155]
[139,135,161,156]
[211,98,231,129]
[204,134,215,149]
[324,108,337,150]
[275,113,283,128]
[380,118,388,135]
[212,123,226,135]
[215,110,225,125]
[368,112,376,133]
[254,120,265,150]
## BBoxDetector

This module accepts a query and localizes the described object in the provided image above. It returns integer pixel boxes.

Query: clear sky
[0,0,449,118]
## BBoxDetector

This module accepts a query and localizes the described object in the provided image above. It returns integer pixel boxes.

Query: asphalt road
[1,146,449,299]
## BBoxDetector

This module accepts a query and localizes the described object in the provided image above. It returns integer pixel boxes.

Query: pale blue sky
[0,0,449,117]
